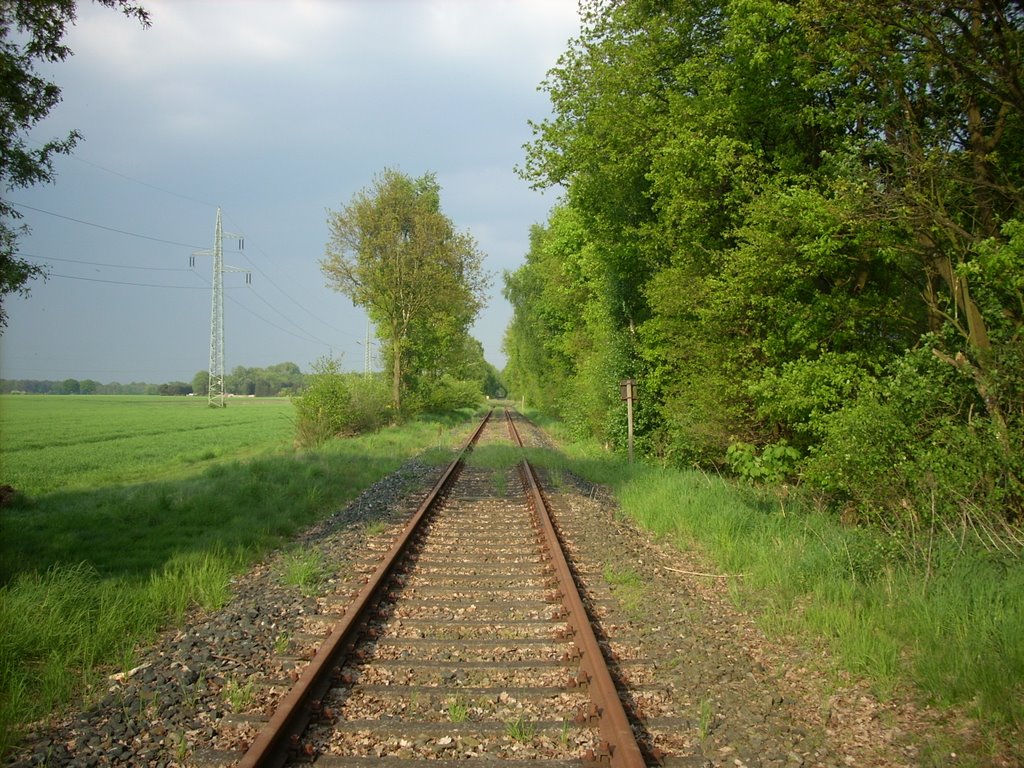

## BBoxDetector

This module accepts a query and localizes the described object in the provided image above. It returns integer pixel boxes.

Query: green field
[0,395,295,495]
[0,394,475,757]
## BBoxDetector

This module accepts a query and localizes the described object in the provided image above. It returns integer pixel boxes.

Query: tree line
[2,362,308,397]
[505,0,1023,539]
[0,379,182,396]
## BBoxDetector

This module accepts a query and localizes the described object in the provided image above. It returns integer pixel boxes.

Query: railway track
[205,409,667,767]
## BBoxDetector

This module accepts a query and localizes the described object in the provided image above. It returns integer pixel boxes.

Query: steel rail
[236,409,493,768]
[504,409,647,768]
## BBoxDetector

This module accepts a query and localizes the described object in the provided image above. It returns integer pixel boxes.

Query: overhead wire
[26,137,220,210]
[19,252,197,272]
[9,201,205,249]
[39,273,209,289]
[221,210,358,340]
[13,152,359,353]
[188,267,336,350]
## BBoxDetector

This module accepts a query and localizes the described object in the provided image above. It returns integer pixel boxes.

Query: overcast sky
[0,0,578,384]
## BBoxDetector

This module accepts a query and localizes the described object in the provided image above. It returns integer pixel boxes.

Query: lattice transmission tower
[364,316,373,374]
[191,208,248,408]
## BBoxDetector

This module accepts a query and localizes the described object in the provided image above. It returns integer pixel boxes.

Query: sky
[0,0,578,384]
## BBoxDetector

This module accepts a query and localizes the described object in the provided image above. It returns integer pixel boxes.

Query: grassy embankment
[0,395,468,758]
[516,414,1023,764]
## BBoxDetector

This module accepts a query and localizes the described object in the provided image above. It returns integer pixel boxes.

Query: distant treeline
[0,379,188,396]
[1,361,309,397]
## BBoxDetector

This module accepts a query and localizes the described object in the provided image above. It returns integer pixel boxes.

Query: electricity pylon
[191,208,248,408]
[364,316,373,374]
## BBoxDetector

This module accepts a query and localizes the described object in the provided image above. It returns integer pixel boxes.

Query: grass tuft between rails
[524,420,1024,758]
[0,406,479,760]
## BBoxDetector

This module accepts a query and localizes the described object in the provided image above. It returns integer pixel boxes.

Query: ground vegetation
[0,394,477,757]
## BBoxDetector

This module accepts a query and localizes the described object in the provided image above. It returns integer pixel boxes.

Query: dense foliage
[291,357,391,447]
[0,0,149,328]
[322,169,491,415]
[507,0,1023,541]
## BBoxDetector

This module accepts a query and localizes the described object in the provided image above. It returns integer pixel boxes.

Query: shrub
[803,345,1022,545]
[750,352,878,447]
[417,375,482,413]
[727,439,801,484]
[292,358,390,446]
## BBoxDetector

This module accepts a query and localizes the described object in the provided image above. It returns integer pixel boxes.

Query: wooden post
[620,379,636,465]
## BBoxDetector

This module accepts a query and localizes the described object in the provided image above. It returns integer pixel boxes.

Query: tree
[191,370,210,398]
[513,0,1021,524]
[0,0,149,329]
[322,169,489,413]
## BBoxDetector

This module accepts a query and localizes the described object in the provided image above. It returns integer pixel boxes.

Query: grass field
[0,395,295,495]
[0,394,474,757]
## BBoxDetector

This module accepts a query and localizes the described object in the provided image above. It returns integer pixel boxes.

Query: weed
[560,718,572,747]
[223,676,256,713]
[364,520,388,538]
[171,732,189,763]
[505,716,537,743]
[603,566,646,615]
[179,671,205,710]
[273,632,291,655]
[446,697,470,723]
[697,697,714,740]
[491,471,508,496]
[279,549,328,594]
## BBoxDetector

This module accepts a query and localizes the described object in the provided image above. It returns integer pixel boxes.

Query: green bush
[417,375,482,413]
[750,352,878,447]
[803,345,1022,542]
[726,439,801,484]
[292,358,391,446]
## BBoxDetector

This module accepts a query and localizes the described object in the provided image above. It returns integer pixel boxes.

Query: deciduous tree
[322,169,489,413]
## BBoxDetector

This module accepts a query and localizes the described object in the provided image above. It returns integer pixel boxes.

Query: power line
[8,201,204,249]
[21,142,356,345]
[243,283,336,347]
[43,272,208,289]
[26,137,219,210]
[224,291,334,348]
[12,148,350,358]
[221,210,359,340]
[19,253,195,272]
[66,153,218,209]
[188,266,331,347]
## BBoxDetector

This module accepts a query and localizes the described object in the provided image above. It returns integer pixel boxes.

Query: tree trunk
[391,331,402,413]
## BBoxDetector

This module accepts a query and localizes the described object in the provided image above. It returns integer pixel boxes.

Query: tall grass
[0,408,476,758]
[526,426,1024,749]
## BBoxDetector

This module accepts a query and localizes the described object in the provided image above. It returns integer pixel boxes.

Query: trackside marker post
[620,379,636,465]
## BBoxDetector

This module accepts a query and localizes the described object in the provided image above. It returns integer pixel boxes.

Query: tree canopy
[322,169,490,413]
[0,0,149,329]
[507,0,1023,534]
